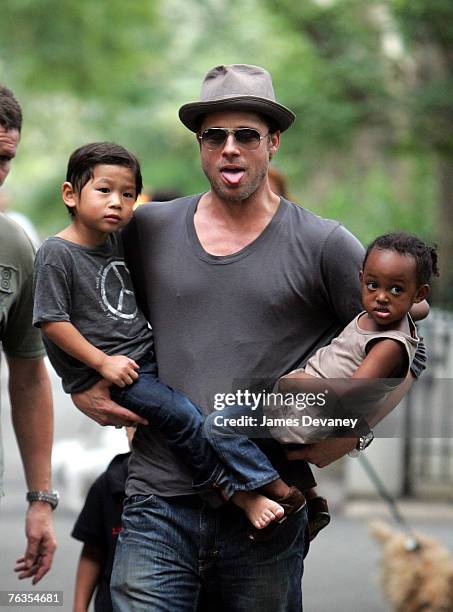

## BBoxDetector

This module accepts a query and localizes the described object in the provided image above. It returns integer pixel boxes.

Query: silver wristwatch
[348,430,374,458]
[26,490,59,510]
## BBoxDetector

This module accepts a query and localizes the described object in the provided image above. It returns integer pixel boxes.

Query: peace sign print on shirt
[99,260,137,320]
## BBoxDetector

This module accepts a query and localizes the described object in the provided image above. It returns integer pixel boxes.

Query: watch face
[361,432,374,450]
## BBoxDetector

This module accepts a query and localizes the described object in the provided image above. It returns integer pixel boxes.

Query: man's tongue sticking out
[221,168,245,185]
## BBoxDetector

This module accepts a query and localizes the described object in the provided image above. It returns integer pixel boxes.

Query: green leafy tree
[391,0,453,305]
[0,0,448,309]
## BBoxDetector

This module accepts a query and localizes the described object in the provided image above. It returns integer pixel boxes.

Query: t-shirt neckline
[356,311,418,341]
[186,193,288,264]
[47,234,116,254]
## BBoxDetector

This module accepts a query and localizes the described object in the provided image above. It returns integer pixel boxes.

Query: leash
[358,453,420,551]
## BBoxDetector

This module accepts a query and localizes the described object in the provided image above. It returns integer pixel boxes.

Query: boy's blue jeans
[111,493,308,611]
[109,356,280,495]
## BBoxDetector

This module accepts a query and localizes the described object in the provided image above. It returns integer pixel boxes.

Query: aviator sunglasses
[198,127,270,151]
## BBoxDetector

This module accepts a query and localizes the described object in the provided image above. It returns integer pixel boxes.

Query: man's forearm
[7,357,53,490]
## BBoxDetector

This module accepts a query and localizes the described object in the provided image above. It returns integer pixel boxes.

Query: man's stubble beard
[206,164,269,204]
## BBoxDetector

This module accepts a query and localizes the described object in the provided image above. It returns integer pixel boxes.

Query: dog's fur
[369,521,453,611]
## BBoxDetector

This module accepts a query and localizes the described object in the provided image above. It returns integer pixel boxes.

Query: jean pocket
[125,493,158,509]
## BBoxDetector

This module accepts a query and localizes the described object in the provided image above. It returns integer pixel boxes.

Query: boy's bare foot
[248,486,307,542]
[232,491,284,529]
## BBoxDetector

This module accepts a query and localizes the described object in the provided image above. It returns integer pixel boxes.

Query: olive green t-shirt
[0,213,45,495]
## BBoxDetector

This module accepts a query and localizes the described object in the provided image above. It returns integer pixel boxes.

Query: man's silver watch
[26,490,59,510]
[348,430,374,458]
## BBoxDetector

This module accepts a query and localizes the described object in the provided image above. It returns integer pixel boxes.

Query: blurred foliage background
[1,0,452,304]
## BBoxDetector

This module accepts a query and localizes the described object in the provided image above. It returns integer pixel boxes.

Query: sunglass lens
[235,128,261,149]
[201,128,263,150]
[202,129,227,149]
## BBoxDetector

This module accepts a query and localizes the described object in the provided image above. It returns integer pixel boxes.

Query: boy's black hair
[65,142,143,216]
[0,84,22,132]
[363,232,440,286]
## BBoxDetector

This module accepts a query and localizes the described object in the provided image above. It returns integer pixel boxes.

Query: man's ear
[414,284,430,303]
[359,270,363,282]
[61,181,77,212]
[268,131,280,158]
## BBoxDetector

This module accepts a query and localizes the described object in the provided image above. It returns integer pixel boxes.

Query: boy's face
[62,164,137,242]
[360,248,428,328]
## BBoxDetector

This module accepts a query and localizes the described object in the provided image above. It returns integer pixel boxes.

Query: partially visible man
[0,84,56,584]
[73,64,426,610]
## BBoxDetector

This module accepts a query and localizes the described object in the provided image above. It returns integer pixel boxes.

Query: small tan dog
[369,521,453,611]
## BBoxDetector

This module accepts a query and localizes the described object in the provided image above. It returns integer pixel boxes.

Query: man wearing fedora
[71,64,386,610]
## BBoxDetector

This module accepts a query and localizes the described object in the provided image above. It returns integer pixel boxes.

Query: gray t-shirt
[33,234,153,393]
[122,195,365,497]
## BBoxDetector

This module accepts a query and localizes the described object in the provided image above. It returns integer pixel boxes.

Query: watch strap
[26,490,59,510]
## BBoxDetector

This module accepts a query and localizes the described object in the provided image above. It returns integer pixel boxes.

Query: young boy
[71,428,134,612]
[72,451,129,612]
[33,142,306,540]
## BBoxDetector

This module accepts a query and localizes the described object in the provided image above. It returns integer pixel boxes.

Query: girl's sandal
[307,495,330,541]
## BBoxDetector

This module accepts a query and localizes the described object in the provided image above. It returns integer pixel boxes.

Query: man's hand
[7,357,57,580]
[98,355,139,387]
[285,437,358,468]
[71,379,148,427]
[14,502,57,584]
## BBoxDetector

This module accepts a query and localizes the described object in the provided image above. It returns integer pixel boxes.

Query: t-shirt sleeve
[1,226,45,359]
[321,224,364,326]
[71,476,105,546]
[33,249,72,327]
[2,272,45,358]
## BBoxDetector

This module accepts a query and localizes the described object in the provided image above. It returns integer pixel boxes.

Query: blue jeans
[111,493,308,611]
[110,357,280,494]
[204,404,280,491]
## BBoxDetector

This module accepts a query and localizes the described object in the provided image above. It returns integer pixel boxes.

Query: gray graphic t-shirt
[33,234,153,393]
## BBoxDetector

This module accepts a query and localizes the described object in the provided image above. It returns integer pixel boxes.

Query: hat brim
[179,96,295,133]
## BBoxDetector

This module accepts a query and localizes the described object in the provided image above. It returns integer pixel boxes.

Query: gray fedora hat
[179,64,295,133]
